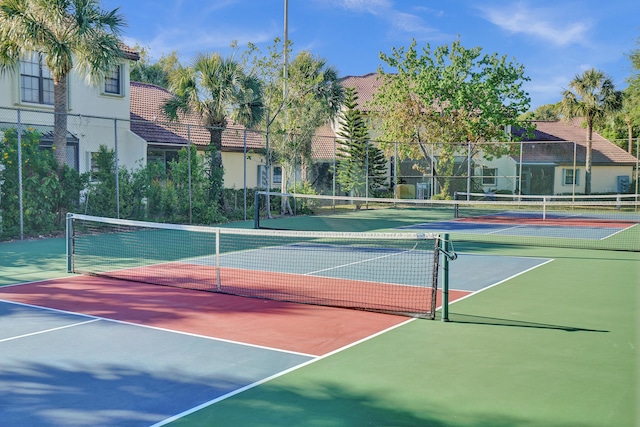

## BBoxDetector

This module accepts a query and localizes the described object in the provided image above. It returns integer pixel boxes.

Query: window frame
[19,51,54,105]
[104,65,122,95]
[272,166,283,184]
[481,166,497,186]
[563,168,580,186]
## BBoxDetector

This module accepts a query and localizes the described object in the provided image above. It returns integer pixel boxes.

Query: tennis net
[66,213,444,318]
[254,192,640,252]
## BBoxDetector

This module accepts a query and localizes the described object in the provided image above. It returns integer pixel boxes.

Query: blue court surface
[400,219,633,240]
[0,301,311,427]
[0,252,551,426]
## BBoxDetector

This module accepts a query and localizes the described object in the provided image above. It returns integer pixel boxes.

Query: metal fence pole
[17,109,23,240]
[572,141,577,200]
[466,140,471,199]
[365,139,369,203]
[243,128,247,221]
[636,137,640,202]
[332,136,336,202]
[113,119,119,219]
[187,124,193,224]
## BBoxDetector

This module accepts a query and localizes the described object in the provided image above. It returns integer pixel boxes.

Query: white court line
[150,316,416,427]
[0,298,315,358]
[305,247,417,275]
[437,257,555,309]
[0,318,100,343]
[600,222,639,241]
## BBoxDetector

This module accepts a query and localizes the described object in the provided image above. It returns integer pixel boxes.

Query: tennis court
[0,205,637,426]
[400,211,638,240]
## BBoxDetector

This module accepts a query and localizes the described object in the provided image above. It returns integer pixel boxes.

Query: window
[104,65,122,94]
[20,52,54,105]
[89,152,100,174]
[482,167,497,186]
[257,165,282,188]
[563,168,580,185]
[272,166,282,184]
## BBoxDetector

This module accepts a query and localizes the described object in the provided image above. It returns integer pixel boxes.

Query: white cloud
[131,25,277,61]
[479,2,591,47]
[323,0,444,40]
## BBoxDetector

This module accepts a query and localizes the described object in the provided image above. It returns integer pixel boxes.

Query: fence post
[113,119,119,219]
[188,124,193,224]
[243,128,247,221]
[17,109,24,240]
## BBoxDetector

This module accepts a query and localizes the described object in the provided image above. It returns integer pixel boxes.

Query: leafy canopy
[373,39,532,153]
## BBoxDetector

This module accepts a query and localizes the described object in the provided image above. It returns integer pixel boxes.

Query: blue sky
[101,0,639,110]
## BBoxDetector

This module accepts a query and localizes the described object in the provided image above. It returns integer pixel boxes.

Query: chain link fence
[1,105,639,240]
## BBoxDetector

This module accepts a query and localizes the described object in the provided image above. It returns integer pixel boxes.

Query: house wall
[591,166,635,194]
[74,117,146,174]
[221,151,266,189]
[475,155,518,193]
[0,56,145,174]
[553,166,585,194]
[549,165,634,195]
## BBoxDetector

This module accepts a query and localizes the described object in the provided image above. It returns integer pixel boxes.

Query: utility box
[617,176,630,193]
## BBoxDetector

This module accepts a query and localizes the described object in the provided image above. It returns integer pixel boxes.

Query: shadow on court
[443,312,609,333]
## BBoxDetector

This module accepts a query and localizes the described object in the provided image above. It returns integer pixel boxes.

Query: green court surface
[0,237,70,285]
[1,215,638,426]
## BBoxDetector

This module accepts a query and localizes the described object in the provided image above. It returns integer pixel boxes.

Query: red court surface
[0,276,468,356]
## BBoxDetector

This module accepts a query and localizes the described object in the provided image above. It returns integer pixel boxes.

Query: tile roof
[120,45,140,61]
[339,73,382,111]
[311,123,338,160]
[129,82,265,151]
[130,76,635,167]
[513,120,637,165]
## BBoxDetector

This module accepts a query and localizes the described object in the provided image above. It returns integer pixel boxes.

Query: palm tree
[0,0,126,168]
[560,68,622,194]
[163,53,263,206]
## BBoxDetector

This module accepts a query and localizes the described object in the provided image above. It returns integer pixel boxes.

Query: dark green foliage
[0,137,263,240]
[335,87,387,204]
[0,127,84,238]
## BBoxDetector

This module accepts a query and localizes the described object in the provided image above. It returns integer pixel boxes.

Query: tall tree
[245,39,343,214]
[623,36,640,154]
[372,39,531,198]
[336,87,386,204]
[163,53,263,207]
[560,68,622,194]
[130,47,180,88]
[274,51,342,187]
[520,103,560,121]
[0,0,126,168]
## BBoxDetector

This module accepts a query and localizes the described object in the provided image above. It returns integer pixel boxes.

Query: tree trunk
[207,127,225,206]
[585,119,593,195]
[53,76,68,168]
[280,166,291,215]
[626,115,633,154]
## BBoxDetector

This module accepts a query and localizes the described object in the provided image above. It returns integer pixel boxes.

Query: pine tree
[336,87,387,206]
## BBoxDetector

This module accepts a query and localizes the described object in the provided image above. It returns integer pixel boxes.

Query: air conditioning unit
[617,176,630,193]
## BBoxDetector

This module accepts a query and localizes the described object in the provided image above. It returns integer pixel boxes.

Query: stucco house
[129,81,270,190]
[2,59,635,197]
[0,48,142,173]
[333,73,637,197]
[478,120,638,195]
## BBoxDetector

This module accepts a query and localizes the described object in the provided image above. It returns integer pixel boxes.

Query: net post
[66,213,73,273]
[441,233,450,322]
